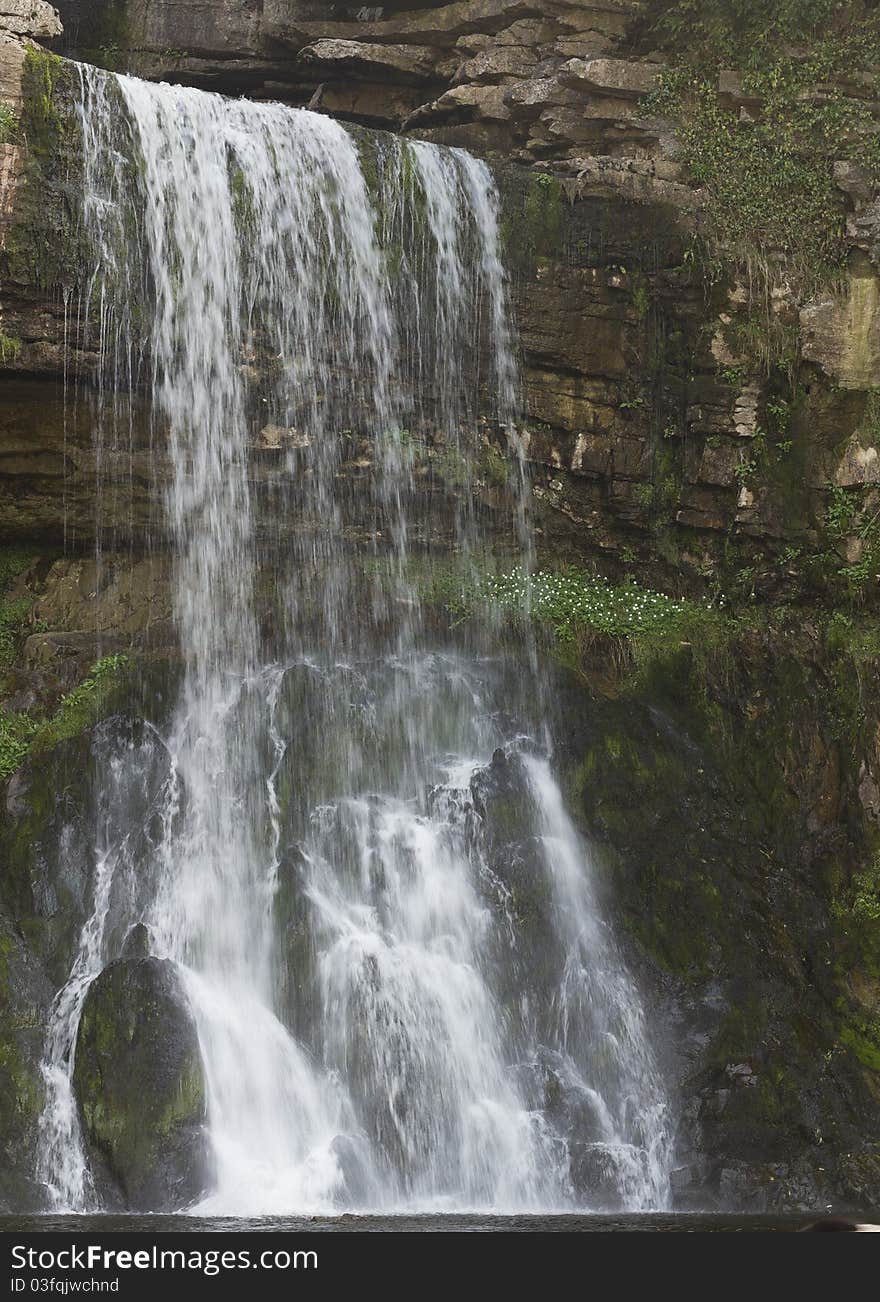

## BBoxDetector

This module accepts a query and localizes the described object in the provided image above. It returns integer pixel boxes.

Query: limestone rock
[74,955,210,1212]
[832,434,880,487]
[453,45,539,84]
[693,440,741,489]
[0,2,61,41]
[297,39,441,85]
[833,159,874,204]
[569,155,694,208]
[407,81,511,126]
[846,195,880,270]
[800,264,880,389]
[0,37,23,110]
[559,56,663,99]
[717,70,762,110]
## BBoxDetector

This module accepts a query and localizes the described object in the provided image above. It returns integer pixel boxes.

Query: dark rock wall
[5,7,880,593]
[0,3,879,1213]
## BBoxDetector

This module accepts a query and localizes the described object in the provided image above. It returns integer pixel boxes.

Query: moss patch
[29,655,131,757]
[644,3,880,314]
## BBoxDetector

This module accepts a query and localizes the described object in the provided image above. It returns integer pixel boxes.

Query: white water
[37,68,672,1214]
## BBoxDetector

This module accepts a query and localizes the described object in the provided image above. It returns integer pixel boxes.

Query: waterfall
[36,66,672,1214]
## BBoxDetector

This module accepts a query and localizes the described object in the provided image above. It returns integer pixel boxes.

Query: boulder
[73,955,210,1211]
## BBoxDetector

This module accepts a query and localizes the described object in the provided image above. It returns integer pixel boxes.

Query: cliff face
[1,2,876,596]
[1,2,880,1214]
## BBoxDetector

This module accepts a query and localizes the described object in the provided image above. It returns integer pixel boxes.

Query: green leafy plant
[0,103,17,146]
[0,712,37,780]
[0,332,21,363]
[29,654,130,756]
[645,4,880,315]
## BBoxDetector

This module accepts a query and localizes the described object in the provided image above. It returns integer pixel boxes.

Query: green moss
[19,49,66,161]
[478,442,510,488]
[632,276,651,320]
[2,47,86,294]
[0,1039,41,1131]
[502,171,567,272]
[524,173,563,257]
[29,655,130,757]
[840,1019,880,1072]
[645,4,880,306]
[431,444,470,489]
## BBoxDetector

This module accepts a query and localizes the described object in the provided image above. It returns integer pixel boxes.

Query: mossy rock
[0,923,52,1211]
[73,954,210,1211]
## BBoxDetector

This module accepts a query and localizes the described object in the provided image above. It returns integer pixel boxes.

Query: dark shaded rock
[120,922,150,960]
[330,1132,380,1208]
[73,955,210,1212]
[470,747,561,1013]
[0,919,52,1211]
[470,745,535,847]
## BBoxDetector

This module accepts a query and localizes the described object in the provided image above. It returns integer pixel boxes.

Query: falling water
[37,66,672,1214]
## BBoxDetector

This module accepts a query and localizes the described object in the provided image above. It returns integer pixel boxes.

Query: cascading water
[37,65,673,1214]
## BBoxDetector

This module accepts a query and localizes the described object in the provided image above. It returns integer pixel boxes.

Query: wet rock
[120,922,151,961]
[73,955,210,1212]
[470,748,561,1001]
[330,1133,380,1208]
[470,746,535,847]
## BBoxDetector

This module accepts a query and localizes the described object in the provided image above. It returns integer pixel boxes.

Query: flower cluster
[477,568,709,640]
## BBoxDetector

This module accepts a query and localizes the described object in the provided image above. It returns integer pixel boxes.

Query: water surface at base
[2,1214,806,1233]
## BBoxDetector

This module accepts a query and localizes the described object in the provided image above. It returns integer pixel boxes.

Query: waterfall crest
[37,67,672,1214]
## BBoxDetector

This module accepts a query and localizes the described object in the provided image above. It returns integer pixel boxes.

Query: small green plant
[646,7,880,313]
[718,363,744,387]
[632,282,651,319]
[0,548,36,671]
[0,332,21,363]
[0,597,33,671]
[825,484,859,540]
[478,442,510,488]
[469,566,717,647]
[431,444,470,490]
[0,103,17,146]
[0,712,37,781]
[851,856,880,924]
[29,655,130,756]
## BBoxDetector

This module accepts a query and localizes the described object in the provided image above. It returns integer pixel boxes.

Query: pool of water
[0,1214,813,1233]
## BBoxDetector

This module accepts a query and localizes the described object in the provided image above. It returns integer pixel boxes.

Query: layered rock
[51,2,650,149]
[0,1,879,1216]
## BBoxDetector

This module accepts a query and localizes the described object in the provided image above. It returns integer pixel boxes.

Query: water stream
[36,67,672,1215]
